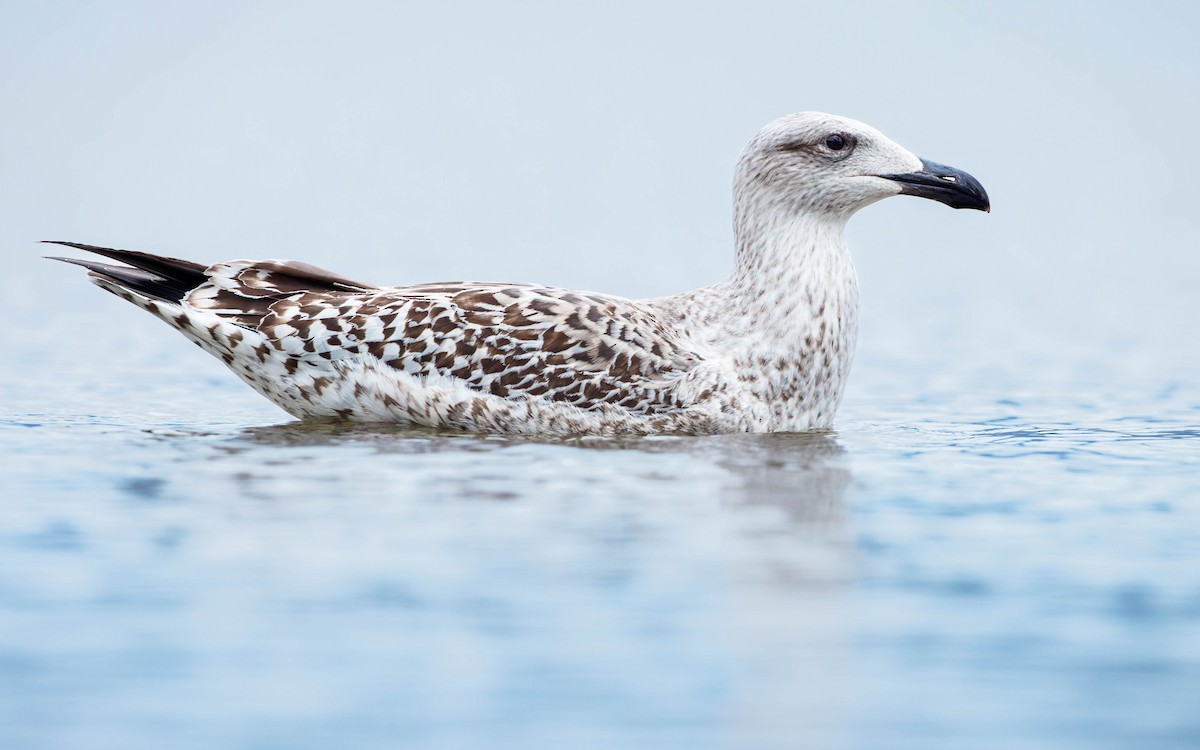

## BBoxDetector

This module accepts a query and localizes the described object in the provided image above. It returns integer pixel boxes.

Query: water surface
[2,332,1198,749]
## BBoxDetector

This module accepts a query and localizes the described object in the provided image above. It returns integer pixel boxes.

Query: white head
[736,112,990,222]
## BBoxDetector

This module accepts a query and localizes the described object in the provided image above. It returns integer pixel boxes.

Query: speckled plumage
[52,113,988,435]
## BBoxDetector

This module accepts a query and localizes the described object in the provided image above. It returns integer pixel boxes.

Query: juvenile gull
[50,112,989,435]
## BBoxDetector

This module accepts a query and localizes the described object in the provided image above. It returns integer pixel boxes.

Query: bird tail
[44,241,209,304]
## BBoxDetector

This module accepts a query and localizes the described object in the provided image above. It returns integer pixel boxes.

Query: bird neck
[726,201,859,326]
[715,199,861,428]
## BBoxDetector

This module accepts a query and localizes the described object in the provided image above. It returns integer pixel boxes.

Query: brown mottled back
[188,260,702,415]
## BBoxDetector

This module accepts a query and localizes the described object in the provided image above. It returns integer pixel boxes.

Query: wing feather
[186,262,703,414]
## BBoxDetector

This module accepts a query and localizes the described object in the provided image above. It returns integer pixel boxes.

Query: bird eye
[825,134,847,151]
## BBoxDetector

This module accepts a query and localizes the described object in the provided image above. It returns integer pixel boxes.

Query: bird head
[736,112,990,219]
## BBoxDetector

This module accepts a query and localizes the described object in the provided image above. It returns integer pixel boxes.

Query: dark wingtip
[45,255,113,269]
[44,242,209,303]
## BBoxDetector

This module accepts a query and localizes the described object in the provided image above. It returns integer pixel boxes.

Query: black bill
[882,159,990,212]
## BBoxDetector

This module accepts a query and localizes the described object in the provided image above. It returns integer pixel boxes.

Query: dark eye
[825,133,847,151]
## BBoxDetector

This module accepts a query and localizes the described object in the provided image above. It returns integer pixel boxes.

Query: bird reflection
[231,421,855,739]
[234,422,853,580]
[235,423,849,515]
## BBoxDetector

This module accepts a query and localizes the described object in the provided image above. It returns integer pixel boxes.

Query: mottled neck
[724,200,858,334]
[717,198,861,428]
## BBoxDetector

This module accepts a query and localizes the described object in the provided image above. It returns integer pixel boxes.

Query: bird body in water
[51,112,989,435]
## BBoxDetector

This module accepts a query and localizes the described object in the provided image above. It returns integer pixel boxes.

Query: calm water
[2,304,1199,750]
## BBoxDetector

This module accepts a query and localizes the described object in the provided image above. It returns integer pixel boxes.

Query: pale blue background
[3,1,1197,373]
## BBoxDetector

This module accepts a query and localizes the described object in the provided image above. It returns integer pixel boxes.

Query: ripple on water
[1,374,1199,749]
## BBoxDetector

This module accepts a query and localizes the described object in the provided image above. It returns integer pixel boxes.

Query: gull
[50,112,989,435]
